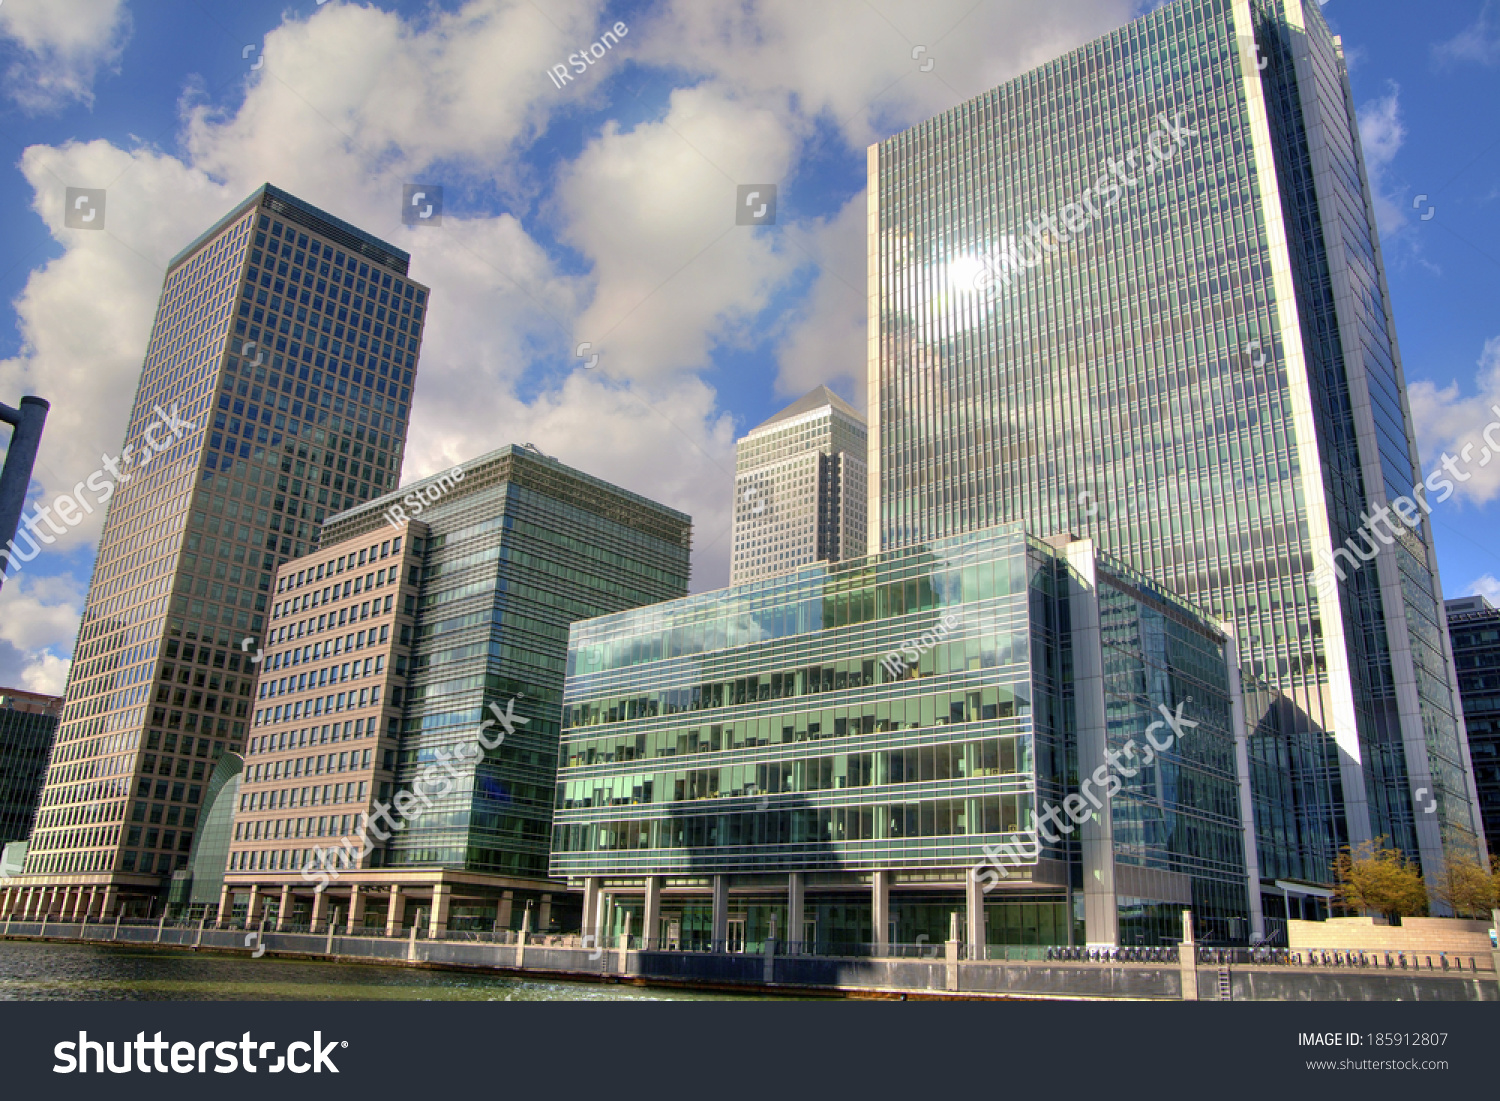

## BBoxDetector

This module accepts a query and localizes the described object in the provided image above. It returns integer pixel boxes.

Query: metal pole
[0,395,50,592]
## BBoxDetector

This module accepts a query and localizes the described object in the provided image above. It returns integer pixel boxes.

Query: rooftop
[747,385,864,435]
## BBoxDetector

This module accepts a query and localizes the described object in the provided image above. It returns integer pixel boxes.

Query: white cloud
[1433,2,1500,66]
[1355,83,1409,239]
[0,0,1134,693]
[1408,335,1500,505]
[0,572,81,694]
[772,191,868,406]
[0,0,130,111]
[1463,574,1500,604]
[557,86,802,381]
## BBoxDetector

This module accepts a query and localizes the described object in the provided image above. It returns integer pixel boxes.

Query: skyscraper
[1443,596,1500,853]
[0,688,61,849]
[731,386,868,585]
[7,183,427,919]
[867,0,1482,912]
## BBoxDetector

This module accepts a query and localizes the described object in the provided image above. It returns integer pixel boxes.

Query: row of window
[559,735,1031,808]
[279,536,403,594]
[238,775,370,815]
[554,794,1033,853]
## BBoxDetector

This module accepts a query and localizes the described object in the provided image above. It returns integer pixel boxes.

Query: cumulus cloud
[1462,574,1500,604]
[0,572,82,694]
[1356,83,1410,239]
[0,0,130,111]
[0,0,1136,692]
[772,192,868,405]
[557,86,803,381]
[1408,335,1500,505]
[1433,2,1500,66]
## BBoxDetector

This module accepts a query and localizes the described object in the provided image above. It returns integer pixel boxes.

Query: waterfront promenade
[2,917,1494,1002]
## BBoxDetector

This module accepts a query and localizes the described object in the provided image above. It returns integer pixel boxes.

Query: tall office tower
[867,0,1483,915]
[1443,596,1500,852]
[7,184,427,919]
[731,386,868,585]
[0,688,61,848]
[217,446,691,935]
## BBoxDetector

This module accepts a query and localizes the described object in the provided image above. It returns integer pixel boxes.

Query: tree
[1333,837,1427,923]
[1428,845,1498,919]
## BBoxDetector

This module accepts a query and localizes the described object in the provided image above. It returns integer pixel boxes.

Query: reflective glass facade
[868,0,1479,890]
[0,689,60,848]
[322,445,693,880]
[1444,597,1500,851]
[553,526,1251,945]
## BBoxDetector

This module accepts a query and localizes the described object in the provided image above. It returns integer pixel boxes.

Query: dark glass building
[1443,596,1500,853]
[553,526,1254,951]
[10,183,427,918]
[867,0,1482,914]
[0,688,61,848]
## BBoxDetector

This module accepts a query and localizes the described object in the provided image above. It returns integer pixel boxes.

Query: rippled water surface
[0,940,753,1001]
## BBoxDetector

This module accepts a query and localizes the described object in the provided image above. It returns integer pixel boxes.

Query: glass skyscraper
[0,688,61,849]
[10,183,427,917]
[731,386,868,585]
[867,0,1482,909]
[1443,596,1500,853]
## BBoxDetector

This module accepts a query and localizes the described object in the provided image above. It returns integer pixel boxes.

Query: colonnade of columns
[577,871,990,956]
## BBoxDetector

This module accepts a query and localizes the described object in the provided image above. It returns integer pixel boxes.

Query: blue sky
[0,0,1497,695]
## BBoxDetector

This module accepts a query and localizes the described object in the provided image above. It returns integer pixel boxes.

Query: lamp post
[0,395,50,591]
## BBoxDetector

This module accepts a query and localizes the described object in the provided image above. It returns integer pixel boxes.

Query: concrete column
[100,885,119,919]
[217,884,234,927]
[966,870,987,960]
[1179,908,1199,1001]
[0,887,10,917]
[872,871,890,956]
[276,885,293,930]
[711,875,729,951]
[245,885,264,925]
[537,893,552,931]
[385,885,404,935]
[643,877,662,949]
[497,891,513,931]
[429,883,451,937]
[69,887,87,920]
[788,873,805,953]
[581,878,601,938]
[57,886,73,920]
[85,887,99,921]
[347,886,366,934]
[309,888,329,933]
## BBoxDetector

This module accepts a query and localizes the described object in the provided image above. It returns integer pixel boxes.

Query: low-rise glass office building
[551,525,1256,952]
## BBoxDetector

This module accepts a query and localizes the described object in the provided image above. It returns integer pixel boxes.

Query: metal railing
[1195,946,1489,973]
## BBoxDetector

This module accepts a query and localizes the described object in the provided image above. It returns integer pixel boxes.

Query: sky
[0,0,1497,698]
